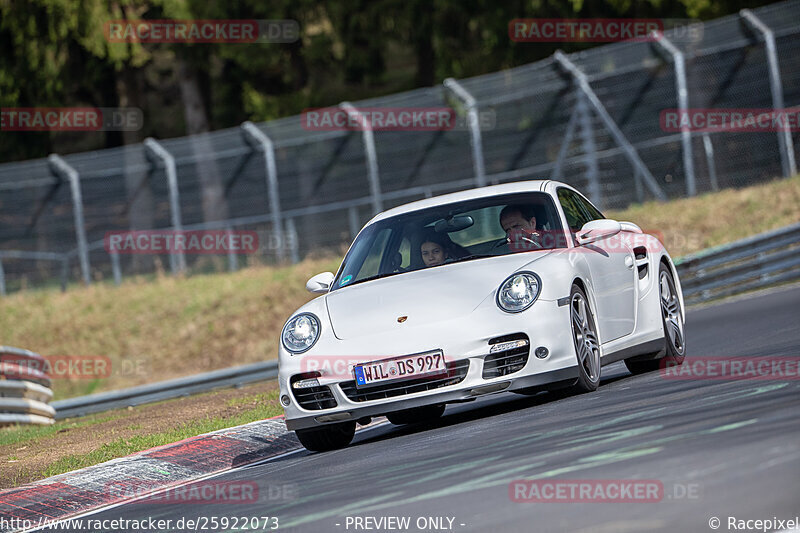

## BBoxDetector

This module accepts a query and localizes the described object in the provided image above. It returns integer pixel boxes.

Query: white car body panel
[278,180,683,430]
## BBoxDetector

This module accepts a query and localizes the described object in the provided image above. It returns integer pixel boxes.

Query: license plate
[353,350,446,388]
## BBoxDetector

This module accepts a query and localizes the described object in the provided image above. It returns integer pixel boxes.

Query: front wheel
[625,263,686,375]
[570,284,601,392]
[295,421,356,452]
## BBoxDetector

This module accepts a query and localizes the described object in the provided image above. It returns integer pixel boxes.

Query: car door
[557,187,636,342]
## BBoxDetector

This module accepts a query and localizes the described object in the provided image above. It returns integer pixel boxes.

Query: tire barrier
[0,346,55,426]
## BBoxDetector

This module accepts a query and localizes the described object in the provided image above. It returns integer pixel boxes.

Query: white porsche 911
[278,180,686,451]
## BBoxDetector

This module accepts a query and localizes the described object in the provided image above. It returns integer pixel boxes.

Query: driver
[499,205,542,250]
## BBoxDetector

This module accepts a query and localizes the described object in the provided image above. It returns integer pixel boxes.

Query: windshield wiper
[446,253,495,264]
[345,272,397,287]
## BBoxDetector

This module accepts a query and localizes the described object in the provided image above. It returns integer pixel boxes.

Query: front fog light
[292,378,320,389]
[497,272,541,313]
[281,313,321,353]
[280,394,291,406]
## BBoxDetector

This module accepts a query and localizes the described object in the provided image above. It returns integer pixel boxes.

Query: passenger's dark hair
[419,229,452,251]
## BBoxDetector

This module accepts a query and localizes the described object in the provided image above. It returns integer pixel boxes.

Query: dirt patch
[0,381,282,490]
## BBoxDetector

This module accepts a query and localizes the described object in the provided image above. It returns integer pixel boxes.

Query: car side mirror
[306,272,335,293]
[576,219,622,246]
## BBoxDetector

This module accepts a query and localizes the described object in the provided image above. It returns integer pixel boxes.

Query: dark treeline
[0,0,775,162]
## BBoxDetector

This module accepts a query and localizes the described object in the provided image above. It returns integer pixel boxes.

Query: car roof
[370,179,564,223]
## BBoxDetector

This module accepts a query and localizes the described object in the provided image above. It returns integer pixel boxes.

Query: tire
[295,421,356,452]
[386,404,445,425]
[625,263,686,375]
[569,284,601,392]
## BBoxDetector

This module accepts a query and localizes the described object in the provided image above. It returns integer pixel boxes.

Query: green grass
[0,414,123,448]
[37,402,282,480]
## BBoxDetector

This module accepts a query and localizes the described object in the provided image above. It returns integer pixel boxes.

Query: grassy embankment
[0,175,798,488]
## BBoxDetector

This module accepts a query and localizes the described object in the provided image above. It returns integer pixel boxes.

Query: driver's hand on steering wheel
[506,227,543,250]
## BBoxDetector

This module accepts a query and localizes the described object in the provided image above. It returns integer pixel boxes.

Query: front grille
[483,333,530,379]
[290,373,337,411]
[339,360,470,402]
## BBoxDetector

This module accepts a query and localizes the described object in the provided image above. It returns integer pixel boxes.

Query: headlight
[281,313,321,353]
[496,272,541,313]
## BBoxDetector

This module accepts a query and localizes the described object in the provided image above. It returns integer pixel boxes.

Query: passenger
[420,232,452,267]
[420,238,449,267]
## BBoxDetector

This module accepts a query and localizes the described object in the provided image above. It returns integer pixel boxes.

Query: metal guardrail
[676,222,800,305]
[13,222,800,421]
[0,346,55,426]
[51,360,279,419]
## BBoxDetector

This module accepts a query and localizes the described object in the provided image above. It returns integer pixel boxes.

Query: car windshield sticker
[340,274,353,286]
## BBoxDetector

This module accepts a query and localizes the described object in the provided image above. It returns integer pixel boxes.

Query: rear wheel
[625,263,686,375]
[295,421,355,452]
[570,284,601,392]
[387,404,445,425]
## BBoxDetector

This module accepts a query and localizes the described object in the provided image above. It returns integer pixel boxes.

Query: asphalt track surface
[49,287,800,533]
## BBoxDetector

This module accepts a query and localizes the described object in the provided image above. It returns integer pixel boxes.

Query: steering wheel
[492,238,510,250]
[495,233,543,250]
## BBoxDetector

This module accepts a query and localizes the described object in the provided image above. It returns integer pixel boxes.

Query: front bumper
[279,297,578,431]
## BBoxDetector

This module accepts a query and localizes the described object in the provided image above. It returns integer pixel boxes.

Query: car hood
[324,251,555,340]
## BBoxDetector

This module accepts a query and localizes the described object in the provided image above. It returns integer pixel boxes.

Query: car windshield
[331,192,564,290]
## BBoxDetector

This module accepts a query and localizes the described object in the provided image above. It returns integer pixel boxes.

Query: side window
[557,188,592,232]
[356,228,392,279]
[575,194,604,221]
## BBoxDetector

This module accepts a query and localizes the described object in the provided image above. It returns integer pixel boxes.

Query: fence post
[348,206,360,240]
[652,31,697,197]
[552,101,580,181]
[241,122,285,262]
[740,9,797,178]
[225,226,238,272]
[110,251,122,286]
[443,78,487,188]
[576,92,602,209]
[0,258,5,296]
[285,218,299,264]
[553,51,667,202]
[48,154,91,285]
[143,138,186,274]
[340,102,383,214]
[59,256,69,292]
[702,134,719,192]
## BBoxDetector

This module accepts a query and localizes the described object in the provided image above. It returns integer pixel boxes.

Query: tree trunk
[412,0,435,87]
[116,65,154,274]
[177,59,229,224]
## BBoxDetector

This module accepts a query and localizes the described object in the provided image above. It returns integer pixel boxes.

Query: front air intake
[483,333,530,379]
[290,372,337,410]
